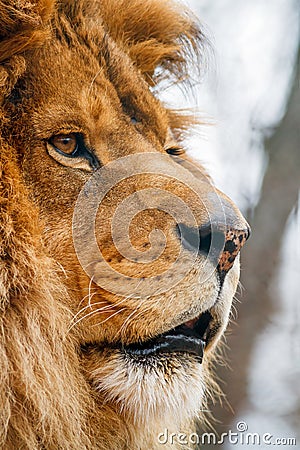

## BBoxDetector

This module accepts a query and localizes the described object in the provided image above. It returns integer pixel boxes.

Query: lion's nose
[177,223,250,276]
[217,226,250,279]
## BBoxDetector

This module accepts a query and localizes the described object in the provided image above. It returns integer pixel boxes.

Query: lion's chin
[80,310,217,430]
[83,346,206,430]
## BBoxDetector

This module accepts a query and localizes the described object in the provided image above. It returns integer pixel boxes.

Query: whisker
[91,307,127,328]
[73,291,128,323]
[69,293,132,329]
[88,275,95,310]
[68,304,125,334]
[116,300,144,340]
[68,284,145,336]
[70,299,106,324]
[67,306,111,333]
[77,291,97,311]
[112,280,144,339]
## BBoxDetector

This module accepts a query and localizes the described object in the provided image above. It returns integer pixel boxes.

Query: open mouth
[124,311,214,363]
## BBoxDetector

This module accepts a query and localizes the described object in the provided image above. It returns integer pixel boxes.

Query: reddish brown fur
[0,1,248,448]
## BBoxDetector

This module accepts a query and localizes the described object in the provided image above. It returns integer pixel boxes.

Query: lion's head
[0,1,249,448]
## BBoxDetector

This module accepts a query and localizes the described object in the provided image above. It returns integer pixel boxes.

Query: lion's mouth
[124,311,214,362]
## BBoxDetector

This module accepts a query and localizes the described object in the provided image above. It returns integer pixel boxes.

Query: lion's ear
[98,0,205,86]
[0,0,54,63]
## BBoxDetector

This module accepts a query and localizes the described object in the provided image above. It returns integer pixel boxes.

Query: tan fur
[0,1,248,449]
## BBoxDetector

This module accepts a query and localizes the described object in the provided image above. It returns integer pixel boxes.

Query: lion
[0,0,250,449]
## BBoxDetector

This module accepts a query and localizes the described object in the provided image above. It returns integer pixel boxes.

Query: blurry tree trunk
[205,47,300,445]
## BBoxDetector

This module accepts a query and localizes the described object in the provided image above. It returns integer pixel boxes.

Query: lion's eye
[49,133,78,156]
[166,147,185,156]
[47,132,100,171]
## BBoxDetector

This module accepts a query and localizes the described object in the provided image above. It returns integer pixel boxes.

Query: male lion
[0,1,250,449]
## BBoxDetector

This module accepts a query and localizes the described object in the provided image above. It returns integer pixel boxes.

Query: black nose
[177,223,250,275]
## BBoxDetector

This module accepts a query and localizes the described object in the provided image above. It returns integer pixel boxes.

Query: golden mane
[0,1,206,448]
[0,102,94,446]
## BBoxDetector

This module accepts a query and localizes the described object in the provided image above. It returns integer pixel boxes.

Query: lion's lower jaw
[86,351,206,449]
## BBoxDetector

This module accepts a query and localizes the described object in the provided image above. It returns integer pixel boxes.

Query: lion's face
[5,1,249,434]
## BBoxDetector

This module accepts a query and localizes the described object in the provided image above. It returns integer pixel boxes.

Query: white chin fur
[91,351,205,429]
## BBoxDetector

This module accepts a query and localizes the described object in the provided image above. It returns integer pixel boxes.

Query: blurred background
[161,0,300,447]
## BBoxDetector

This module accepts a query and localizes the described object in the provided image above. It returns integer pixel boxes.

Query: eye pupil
[50,133,77,155]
